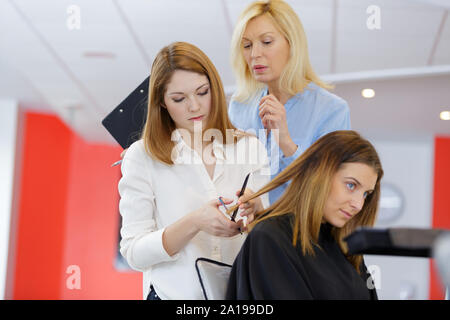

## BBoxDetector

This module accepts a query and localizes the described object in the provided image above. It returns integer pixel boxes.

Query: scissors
[231,173,250,222]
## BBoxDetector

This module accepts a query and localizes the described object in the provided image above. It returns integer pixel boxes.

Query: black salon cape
[226,214,377,300]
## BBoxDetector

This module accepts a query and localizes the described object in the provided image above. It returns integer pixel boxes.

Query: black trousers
[146,285,161,300]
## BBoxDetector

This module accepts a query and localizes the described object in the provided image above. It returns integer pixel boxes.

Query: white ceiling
[0,0,449,144]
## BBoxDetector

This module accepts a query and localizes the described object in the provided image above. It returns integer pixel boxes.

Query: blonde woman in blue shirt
[229,0,351,204]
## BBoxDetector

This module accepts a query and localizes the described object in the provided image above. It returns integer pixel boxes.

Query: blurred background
[0,0,449,300]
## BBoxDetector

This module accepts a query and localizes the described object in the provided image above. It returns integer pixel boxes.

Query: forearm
[162,210,200,256]
[279,136,298,158]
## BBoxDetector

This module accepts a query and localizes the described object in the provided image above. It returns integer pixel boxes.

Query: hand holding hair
[194,198,243,237]
[258,94,289,139]
[233,188,264,229]
[258,95,298,157]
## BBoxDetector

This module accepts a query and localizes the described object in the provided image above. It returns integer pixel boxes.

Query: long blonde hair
[230,0,333,103]
[141,42,240,164]
[228,130,383,272]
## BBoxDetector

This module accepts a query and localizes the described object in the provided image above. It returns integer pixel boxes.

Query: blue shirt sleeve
[280,97,351,171]
[279,142,303,170]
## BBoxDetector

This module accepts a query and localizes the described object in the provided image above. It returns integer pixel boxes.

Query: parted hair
[227,130,383,272]
[230,0,333,103]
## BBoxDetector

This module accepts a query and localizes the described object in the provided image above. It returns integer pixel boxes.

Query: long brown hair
[228,130,383,271]
[141,41,240,164]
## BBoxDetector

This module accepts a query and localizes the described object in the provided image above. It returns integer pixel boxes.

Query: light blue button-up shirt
[228,82,351,204]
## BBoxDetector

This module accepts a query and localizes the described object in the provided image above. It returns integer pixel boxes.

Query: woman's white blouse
[118,131,270,300]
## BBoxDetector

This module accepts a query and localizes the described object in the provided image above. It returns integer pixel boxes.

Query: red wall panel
[60,129,141,299]
[11,111,141,299]
[13,112,71,299]
[430,136,450,300]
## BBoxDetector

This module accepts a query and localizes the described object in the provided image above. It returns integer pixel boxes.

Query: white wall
[0,100,18,300]
[363,137,434,300]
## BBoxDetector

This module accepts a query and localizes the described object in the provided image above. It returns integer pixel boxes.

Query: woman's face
[323,163,378,228]
[163,69,211,134]
[242,14,290,87]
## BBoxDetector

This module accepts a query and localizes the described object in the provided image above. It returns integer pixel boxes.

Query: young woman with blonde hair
[226,130,383,299]
[118,42,269,300]
[229,0,351,204]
